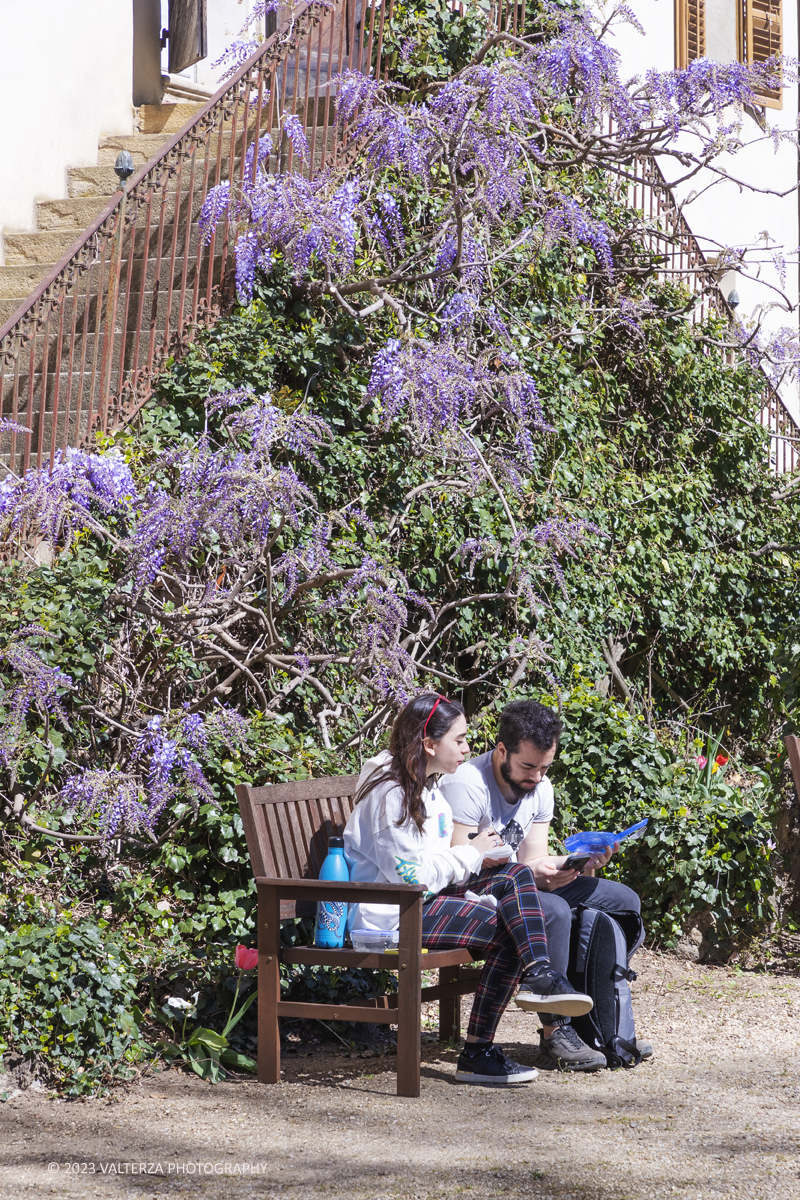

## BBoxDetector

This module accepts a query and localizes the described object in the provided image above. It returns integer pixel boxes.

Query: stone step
[0,403,105,471]
[2,365,127,418]
[164,80,214,104]
[139,102,206,136]
[0,263,52,301]
[0,297,24,323]
[1,196,211,311]
[98,134,177,165]
[68,165,125,199]
[36,196,110,232]
[3,229,83,266]
[67,155,217,198]
[98,133,216,170]
[69,152,216,199]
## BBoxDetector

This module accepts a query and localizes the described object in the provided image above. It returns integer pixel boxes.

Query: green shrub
[0,917,148,1096]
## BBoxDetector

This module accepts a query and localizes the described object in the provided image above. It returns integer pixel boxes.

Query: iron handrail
[0,3,331,347]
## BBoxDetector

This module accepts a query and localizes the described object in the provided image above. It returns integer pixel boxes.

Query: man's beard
[499,757,530,799]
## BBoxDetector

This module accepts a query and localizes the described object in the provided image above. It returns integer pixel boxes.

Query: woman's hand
[471,827,507,860]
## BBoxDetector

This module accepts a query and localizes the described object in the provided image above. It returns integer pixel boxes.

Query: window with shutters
[675,0,706,69]
[740,0,782,107]
[675,0,782,108]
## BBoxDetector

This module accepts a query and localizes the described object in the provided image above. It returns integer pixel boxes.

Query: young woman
[343,692,592,1085]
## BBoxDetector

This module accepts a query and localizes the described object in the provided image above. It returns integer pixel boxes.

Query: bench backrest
[236,775,359,917]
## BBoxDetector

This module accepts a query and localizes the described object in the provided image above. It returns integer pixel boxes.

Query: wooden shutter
[675,0,706,69]
[744,0,782,107]
[168,0,208,75]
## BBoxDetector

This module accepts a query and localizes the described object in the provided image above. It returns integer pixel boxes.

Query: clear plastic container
[350,929,399,953]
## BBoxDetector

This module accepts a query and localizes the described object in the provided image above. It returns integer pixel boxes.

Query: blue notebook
[564,818,648,855]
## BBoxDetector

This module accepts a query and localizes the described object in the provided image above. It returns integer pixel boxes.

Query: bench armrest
[254,877,425,905]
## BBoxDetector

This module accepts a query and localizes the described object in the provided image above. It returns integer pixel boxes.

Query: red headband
[422,694,449,739]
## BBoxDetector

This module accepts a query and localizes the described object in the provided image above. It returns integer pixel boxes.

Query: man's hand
[530,855,580,891]
[586,842,620,871]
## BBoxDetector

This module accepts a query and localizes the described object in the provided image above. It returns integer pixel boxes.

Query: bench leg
[258,883,281,1085]
[396,893,423,1097]
[438,965,461,1043]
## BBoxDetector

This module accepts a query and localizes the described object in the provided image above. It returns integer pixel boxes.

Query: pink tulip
[235,945,258,971]
[694,755,707,769]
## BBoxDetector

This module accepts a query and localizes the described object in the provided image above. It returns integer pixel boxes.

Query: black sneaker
[538,1025,607,1072]
[454,1043,538,1085]
[514,967,593,1017]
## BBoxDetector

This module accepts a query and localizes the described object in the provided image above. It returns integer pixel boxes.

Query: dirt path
[2,949,799,1200]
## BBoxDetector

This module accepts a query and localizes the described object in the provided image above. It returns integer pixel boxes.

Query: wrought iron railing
[0,0,796,477]
[0,0,386,475]
[623,152,799,476]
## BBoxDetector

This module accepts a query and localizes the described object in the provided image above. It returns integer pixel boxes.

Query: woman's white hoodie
[343,751,482,931]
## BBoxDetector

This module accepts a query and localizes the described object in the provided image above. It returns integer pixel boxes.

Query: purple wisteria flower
[366,337,548,468]
[531,516,605,597]
[58,704,254,842]
[124,393,329,591]
[199,181,232,245]
[0,629,73,776]
[0,418,32,435]
[60,770,148,840]
[245,134,273,178]
[201,171,362,299]
[0,447,136,547]
[544,195,614,275]
[320,563,432,703]
[282,113,309,160]
[369,190,405,260]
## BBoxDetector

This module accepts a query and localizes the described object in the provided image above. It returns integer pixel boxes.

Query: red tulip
[235,945,258,971]
[715,755,729,766]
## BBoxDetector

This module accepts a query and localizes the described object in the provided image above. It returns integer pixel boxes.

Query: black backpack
[567,905,645,1068]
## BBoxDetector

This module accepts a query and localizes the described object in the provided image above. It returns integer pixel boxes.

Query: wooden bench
[236,774,482,1097]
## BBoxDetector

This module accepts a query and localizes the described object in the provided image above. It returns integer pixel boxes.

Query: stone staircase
[0,101,206,327]
[0,66,339,476]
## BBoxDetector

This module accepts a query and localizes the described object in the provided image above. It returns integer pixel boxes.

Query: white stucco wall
[609,1,800,419]
[0,1,134,254]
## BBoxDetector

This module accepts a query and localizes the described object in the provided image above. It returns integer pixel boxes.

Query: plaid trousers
[421,862,549,1042]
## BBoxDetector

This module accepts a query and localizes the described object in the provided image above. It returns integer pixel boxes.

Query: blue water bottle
[314,836,349,948]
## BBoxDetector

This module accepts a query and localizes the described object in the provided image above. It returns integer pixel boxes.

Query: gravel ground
[2,948,799,1200]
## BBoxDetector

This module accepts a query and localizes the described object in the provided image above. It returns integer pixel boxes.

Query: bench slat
[242,774,359,806]
[278,1001,397,1023]
[281,946,478,968]
[283,800,309,880]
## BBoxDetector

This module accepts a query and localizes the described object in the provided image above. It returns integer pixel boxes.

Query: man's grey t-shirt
[439,750,555,858]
